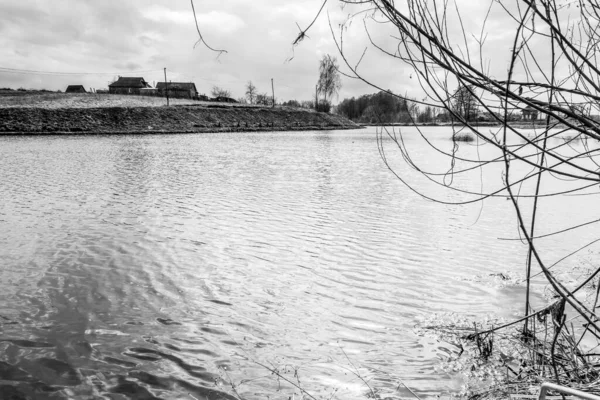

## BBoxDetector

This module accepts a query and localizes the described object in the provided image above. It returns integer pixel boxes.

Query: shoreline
[0,125,360,136]
[0,104,360,135]
[361,122,566,129]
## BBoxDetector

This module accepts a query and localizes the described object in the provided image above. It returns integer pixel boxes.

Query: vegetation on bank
[336,91,419,124]
[416,262,600,400]
[0,96,359,134]
[335,88,483,124]
[335,89,600,127]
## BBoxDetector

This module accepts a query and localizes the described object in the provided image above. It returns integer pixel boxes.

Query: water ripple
[0,129,591,398]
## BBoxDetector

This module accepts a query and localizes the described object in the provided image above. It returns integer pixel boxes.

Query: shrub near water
[452,132,475,142]
[316,100,331,113]
[417,266,600,400]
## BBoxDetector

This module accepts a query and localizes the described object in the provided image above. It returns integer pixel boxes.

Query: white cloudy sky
[0,0,528,103]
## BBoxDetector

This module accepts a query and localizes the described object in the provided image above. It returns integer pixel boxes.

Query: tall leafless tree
[317,54,342,104]
[245,81,257,104]
[452,84,479,122]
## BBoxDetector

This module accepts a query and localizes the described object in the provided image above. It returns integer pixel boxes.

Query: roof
[108,77,150,88]
[65,85,86,92]
[156,82,197,92]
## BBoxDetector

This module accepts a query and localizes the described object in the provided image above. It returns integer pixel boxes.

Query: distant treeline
[335,89,600,124]
[336,91,475,124]
[336,91,423,123]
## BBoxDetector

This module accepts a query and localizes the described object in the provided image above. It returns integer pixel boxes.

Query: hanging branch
[293,0,329,46]
[285,0,330,62]
[190,0,227,57]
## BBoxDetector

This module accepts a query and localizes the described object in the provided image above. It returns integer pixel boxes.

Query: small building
[108,77,151,95]
[65,85,86,93]
[521,106,538,121]
[156,82,197,99]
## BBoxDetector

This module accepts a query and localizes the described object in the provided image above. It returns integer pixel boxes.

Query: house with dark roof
[156,82,198,99]
[108,77,151,95]
[65,85,86,93]
[521,106,539,120]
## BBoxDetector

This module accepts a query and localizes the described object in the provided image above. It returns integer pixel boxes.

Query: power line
[0,66,163,76]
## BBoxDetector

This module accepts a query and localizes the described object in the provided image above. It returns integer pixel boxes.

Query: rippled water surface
[0,128,596,399]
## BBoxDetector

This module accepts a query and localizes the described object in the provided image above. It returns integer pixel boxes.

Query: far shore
[361,121,569,129]
[0,91,570,134]
[0,92,360,135]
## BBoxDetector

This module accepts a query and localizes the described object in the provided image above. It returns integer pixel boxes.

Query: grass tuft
[452,132,476,142]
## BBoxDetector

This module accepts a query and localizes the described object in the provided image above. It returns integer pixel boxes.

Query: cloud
[143,6,244,35]
[139,33,164,48]
[143,5,194,24]
[113,62,143,71]
[0,0,527,104]
[194,11,245,34]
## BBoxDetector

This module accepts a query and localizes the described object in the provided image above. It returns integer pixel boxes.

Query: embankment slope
[0,93,359,134]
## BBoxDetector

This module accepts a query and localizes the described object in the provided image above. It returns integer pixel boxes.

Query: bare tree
[317,54,342,104]
[417,105,434,123]
[245,81,257,104]
[452,84,479,122]
[256,92,272,106]
[210,85,231,98]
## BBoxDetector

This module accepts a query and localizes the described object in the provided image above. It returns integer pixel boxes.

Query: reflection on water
[0,128,595,399]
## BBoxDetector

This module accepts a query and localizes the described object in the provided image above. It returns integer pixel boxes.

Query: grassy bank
[0,93,360,134]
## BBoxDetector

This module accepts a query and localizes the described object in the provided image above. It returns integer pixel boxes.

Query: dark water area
[0,128,597,399]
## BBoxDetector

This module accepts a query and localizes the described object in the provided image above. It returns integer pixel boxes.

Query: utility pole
[164,67,169,106]
[315,85,318,111]
[271,78,275,108]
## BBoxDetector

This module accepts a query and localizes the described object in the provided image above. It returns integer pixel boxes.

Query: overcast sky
[0,0,524,103]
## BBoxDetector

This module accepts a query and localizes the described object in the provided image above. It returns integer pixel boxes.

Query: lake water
[0,127,597,399]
